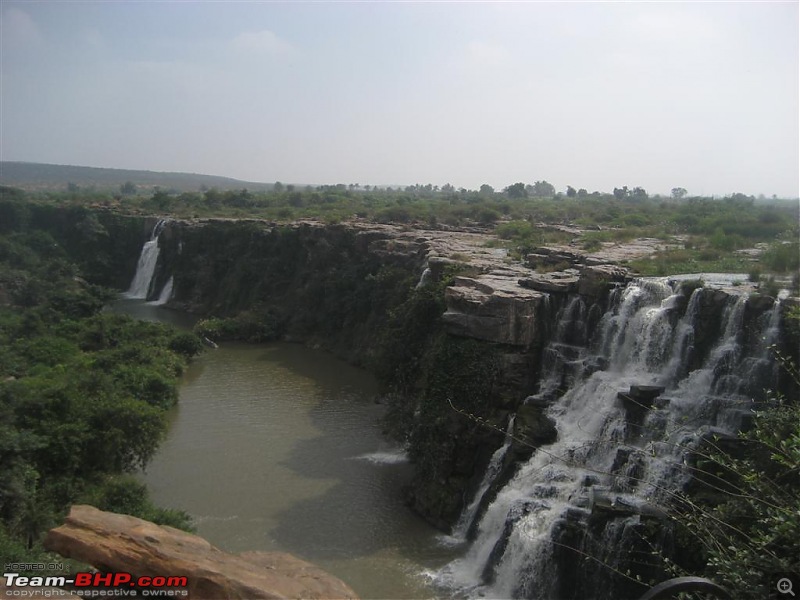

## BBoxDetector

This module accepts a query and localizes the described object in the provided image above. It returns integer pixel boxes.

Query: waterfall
[438,279,783,599]
[453,416,516,540]
[150,276,174,306]
[416,266,433,289]
[124,219,166,300]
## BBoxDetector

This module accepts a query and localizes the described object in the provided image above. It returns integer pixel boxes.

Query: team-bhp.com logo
[3,572,188,597]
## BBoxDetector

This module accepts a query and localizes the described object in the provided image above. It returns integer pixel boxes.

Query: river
[113,299,459,599]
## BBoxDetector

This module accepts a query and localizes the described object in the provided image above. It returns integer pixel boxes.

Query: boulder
[43,505,358,600]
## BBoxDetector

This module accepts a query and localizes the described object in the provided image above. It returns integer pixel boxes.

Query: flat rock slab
[44,505,358,600]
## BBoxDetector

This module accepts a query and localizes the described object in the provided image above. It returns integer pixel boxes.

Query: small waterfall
[416,266,433,289]
[124,219,166,300]
[439,279,783,599]
[453,416,516,539]
[150,276,174,306]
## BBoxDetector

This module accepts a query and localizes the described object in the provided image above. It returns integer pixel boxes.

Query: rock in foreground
[44,505,358,600]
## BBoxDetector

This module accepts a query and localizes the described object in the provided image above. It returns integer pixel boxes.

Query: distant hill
[0,162,275,193]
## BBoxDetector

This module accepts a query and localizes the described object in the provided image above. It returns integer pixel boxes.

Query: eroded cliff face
[153,220,429,364]
[107,217,797,533]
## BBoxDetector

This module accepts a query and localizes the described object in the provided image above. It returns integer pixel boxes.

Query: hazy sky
[2,1,798,197]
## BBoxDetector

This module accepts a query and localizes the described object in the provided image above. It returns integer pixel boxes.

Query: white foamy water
[351,449,410,465]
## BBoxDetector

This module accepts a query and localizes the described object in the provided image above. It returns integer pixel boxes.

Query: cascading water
[150,275,174,306]
[124,219,166,300]
[452,416,517,540]
[416,266,433,289]
[439,278,783,599]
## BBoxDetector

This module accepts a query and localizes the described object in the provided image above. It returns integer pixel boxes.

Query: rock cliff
[126,217,792,530]
[43,505,358,600]
[38,212,793,533]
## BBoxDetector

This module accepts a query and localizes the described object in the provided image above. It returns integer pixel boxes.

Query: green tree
[566,186,577,198]
[531,180,556,197]
[613,186,629,199]
[671,187,688,199]
[505,182,528,198]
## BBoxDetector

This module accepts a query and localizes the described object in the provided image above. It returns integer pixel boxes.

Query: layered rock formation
[62,214,791,536]
[43,505,358,600]
[135,217,790,531]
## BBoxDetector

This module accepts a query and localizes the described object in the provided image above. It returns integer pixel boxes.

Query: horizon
[2,2,798,198]
[3,159,800,200]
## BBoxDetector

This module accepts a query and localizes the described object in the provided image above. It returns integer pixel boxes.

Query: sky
[1,1,798,198]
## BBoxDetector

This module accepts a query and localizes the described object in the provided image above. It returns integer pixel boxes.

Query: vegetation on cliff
[1,184,798,593]
[667,394,800,598]
[3,183,797,280]
[0,220,203,568]
[376,270,505,526]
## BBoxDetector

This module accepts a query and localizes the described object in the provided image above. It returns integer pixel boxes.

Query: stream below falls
[114,299,459,599]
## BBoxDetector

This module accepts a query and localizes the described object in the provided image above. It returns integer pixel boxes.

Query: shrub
[168,331,205,358]
[672,402,800,597]
[762,241,799,273]
[79,476,194,531]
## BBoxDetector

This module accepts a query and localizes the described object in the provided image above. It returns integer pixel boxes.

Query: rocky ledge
[43,505,358,600]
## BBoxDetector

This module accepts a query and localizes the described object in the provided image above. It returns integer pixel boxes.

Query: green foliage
[405,334,500,480]
[0,227,199,563]
[78,476,193,531]
[668,304,800,598]
[374,265,501,482]
[3,184,797,279]
[672,402,800,598]
[762,240,800,273]
[493,220,575,259]
[373,267,458,394]
[169,331,206,357]
[194,312,283,343]
[505,182,528,198]
[627,248,753,276]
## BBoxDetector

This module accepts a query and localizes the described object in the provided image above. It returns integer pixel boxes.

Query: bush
[762,241,799,273]
[194,308,284,343]
[673,402,800,598]
[169,331,205,358]
[79,476,194,531]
